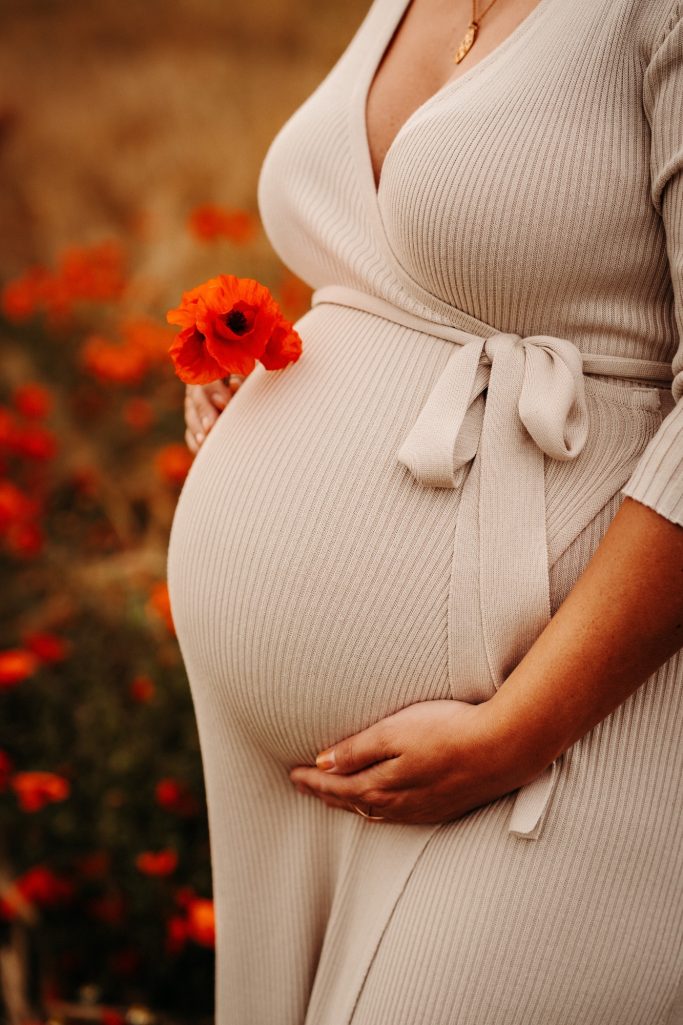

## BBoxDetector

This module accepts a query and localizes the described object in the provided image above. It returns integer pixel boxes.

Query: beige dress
[166,0,683,1021]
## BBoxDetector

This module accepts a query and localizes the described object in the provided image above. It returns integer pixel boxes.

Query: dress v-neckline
[356,0,556,202]
[346,0,558,324]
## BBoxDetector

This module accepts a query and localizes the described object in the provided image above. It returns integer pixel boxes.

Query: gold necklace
[453,0,502,63]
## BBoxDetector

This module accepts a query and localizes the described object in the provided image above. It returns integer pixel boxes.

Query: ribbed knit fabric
[166,1,683,1022]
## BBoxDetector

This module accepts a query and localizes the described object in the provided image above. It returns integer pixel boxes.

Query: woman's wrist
[474,497,683,789]
[474,690,560,793]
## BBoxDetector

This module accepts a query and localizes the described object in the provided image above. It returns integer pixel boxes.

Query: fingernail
[201,416,211,430]
[211,393,227,408]
[195,431,205,443]
[316,749,336,771]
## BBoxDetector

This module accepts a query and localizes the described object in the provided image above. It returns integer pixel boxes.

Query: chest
[365,0,548,188]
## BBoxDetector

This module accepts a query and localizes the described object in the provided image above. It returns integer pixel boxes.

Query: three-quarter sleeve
[621,7,683,526]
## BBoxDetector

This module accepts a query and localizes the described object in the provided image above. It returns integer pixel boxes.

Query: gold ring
[351,802,384,821]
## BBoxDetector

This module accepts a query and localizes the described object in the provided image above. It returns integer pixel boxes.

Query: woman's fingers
[191,384,219,434]
[223,374,246,396]
[183,376,248,453]
[289,762,396,809]
[185,426,200,455]
[208,380,233,409]
[184,382,224,449]
[315,721,395,774]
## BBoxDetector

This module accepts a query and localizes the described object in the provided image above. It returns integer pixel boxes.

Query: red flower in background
[81,334,148,386]
[11,383,53,420]
[0,240,127,327]
[0,266,54,322]
[166,914,189,955]
[186,897,215,947]
[173,885,196,910]
[261,316,305,370]
[9,424,58,461]
[0,750,13,790]
[0,648,39,688]
[154,443,193,485]
[0,481,38,531]
[166,273,302,383]
[155,778,184,809]
[129,673,156,703]
[11,771,70,811]
[101,1009,126,1025]
[120,316,176,366]
[58,240,126,304]
[146,581,175,635]
[155,777,198,816]
[16,865,74,907]
[0,406,16,448]
[22,631,70,664]
[135,849,178,876]
[188,204,258,245]
[122,396,155,432]
[0,442,48,558]
[6,520,44,557]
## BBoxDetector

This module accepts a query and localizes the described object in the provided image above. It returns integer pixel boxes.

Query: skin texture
[366,0,546,187]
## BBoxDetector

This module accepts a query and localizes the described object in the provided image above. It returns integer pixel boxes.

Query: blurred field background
[0,1,366,1021]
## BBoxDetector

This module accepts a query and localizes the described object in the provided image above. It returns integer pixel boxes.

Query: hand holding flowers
[166,272,304,451]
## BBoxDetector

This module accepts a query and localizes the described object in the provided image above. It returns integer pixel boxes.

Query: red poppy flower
[146,581,175,635]
[0,649,39,688]
[0,481,36,531]
[186,897,215,947]
[188,204,257,245]
[198,276,279,369]
[10,424,58,460]
[81,335,148,385]
[122,397,155,431]
[101,1009,127,1025]
[11,771,70,811]
[135,849,178,876]
[22,631,69,664]
[129,673,155,703]
[0,750,13,790]
[154,443,193,485]
[166,914,189,956]
[6,521,44,557]
[18,865,74,906]
[12,383,53,420]
[260,317,303,370]
[166,273,302,383]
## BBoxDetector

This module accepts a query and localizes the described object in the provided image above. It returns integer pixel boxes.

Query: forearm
[485,496,683,785]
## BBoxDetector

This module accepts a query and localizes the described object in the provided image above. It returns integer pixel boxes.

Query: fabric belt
[311,284,674,840]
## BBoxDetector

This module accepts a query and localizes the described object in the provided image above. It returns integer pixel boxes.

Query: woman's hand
[289,699,536,825]
[184,375,246,454]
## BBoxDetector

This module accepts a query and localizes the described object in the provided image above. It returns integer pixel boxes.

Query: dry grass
[0,0,368,303]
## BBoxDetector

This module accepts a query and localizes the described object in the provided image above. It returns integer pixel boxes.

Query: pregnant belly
[166,304,466,767]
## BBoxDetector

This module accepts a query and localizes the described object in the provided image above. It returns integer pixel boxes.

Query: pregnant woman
[167,0,683,1021]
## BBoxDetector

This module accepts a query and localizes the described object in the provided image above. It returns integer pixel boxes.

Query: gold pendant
[453,20,478,64]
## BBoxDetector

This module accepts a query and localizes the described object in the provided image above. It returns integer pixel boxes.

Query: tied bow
[397,331,589,488]
[397,331,590,838]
